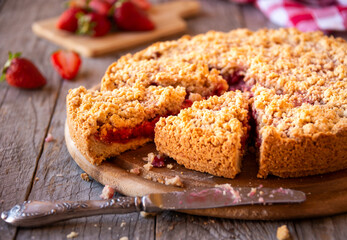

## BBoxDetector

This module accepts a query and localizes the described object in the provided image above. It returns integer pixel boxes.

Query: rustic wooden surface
[0,0,346,239]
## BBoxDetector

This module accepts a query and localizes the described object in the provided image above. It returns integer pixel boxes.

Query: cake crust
[66,28,347,178]
[155,91,250,178]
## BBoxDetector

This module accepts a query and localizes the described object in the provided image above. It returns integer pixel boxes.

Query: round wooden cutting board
[65,121,347,220]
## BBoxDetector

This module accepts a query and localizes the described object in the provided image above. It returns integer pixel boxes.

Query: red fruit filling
[152,155,166,167]
[95,99,193,144]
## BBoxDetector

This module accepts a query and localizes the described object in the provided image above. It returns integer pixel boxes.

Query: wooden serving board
[65,121,347,220]
[32,1,200,57]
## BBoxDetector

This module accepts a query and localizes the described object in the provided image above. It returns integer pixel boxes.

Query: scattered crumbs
[45,133,54,142]
[35,177,39,181]
[66,231,79,239]
[276,225,291,240]
[259,191,264,196]
[168,225,174,231]
[56,174,64,177]
[258,184,263,188]
[108,227,112,230]
[119,237,128,240]
[140,211,157,218]
[164,175,184,187]
[80,173,90,182]
[120,221,126,227]
[143,152,166,168]
[130,168,141,175]
[143,162,153,171]
[167,164,173,169]
[100,185,115,200]
[258,197,265,204]
[94,224,98,227]
[203,221,208,225]
[307,192,311,195]
[247,187,257,197]
[180,172,183,175]
[210,219,215,223]
[144,175,152,180]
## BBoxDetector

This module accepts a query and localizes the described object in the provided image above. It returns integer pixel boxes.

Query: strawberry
[114,1,155,31]
[51,50,81,80]
[1,52,46,89]
[56,7,85,32]
[89,0,113,16]
[77,12,111,37]
[131,0,151,11]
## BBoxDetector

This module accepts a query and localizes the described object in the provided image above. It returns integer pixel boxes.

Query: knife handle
[1,197,143,227]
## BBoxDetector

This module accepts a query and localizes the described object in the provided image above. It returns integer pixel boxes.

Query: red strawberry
[51,50,81,80]
[114,1,155,31]
[1,52,46,89]
[56,7,85,32]
[131,0,151,11]
[89,0,113,16]
[77,12,111,37]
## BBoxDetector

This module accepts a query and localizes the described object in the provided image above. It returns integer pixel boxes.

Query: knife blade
[1,185,305,227]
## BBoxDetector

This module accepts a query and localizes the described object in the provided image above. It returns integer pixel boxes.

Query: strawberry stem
[1,52,21,82]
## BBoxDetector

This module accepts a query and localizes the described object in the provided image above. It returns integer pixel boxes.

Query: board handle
[151,0,200,18]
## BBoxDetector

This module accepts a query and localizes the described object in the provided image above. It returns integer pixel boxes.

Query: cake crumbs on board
[100,185,115,199]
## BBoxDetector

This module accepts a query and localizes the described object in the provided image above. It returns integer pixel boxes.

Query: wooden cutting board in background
[32,1,200,57]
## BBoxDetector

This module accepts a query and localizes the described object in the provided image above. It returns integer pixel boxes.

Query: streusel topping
[101,56,228,97]
[67,85,186,136]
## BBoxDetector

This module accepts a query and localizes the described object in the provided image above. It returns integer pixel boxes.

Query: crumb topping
[67,85,186,137]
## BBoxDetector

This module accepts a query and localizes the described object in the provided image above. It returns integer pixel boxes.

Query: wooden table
[1,0,346,239]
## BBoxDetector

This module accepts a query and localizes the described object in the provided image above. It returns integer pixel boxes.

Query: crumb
[66,231,79,239]
[130,168,141,175]
[45,133,54,142]
[119,237,128,240]
[56,174,64,177]
[94,224,98,227]
[167,164,173,169]
[247,187,257,197]
[276,225,291,240]
[35,177,39,181]
[143,152,166,167]
[120,222,126,227]
[100,185,115,199]
[80,173,90,182]
[140,211,157,217]
[108,227,112,230]
[143,152,155,162]
[164,175,184,187]
[168,225,174,231]
[143,162,153,171]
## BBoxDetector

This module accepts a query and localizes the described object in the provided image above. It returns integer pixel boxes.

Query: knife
[1,185,305,227]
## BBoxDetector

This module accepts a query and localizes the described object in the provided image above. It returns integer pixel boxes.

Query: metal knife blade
[144,185,306,211]
[1,185,305,227]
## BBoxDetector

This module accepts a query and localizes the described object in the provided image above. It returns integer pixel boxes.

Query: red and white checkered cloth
[232,0,347,32]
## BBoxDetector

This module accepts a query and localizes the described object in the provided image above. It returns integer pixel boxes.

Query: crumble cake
[67,28,347,179]
[66,85,186,165]
[155,91,250,178]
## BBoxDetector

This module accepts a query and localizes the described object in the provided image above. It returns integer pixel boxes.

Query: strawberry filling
[95,99,193,144]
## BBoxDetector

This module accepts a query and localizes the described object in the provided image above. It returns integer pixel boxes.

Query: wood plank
[0,0,63,239]
[15,35,156,240]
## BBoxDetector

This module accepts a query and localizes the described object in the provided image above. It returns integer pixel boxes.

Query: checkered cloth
[232,0,347,31]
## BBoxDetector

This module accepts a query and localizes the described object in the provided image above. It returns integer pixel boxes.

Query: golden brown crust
[67,28,347,178]
[66,85,186,164]
[155,91,249,178]
[101,56,228,97]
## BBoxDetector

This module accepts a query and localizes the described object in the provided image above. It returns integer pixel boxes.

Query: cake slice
[252,86,347,178]
[67,85,186,165]
[155,91,250,178]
